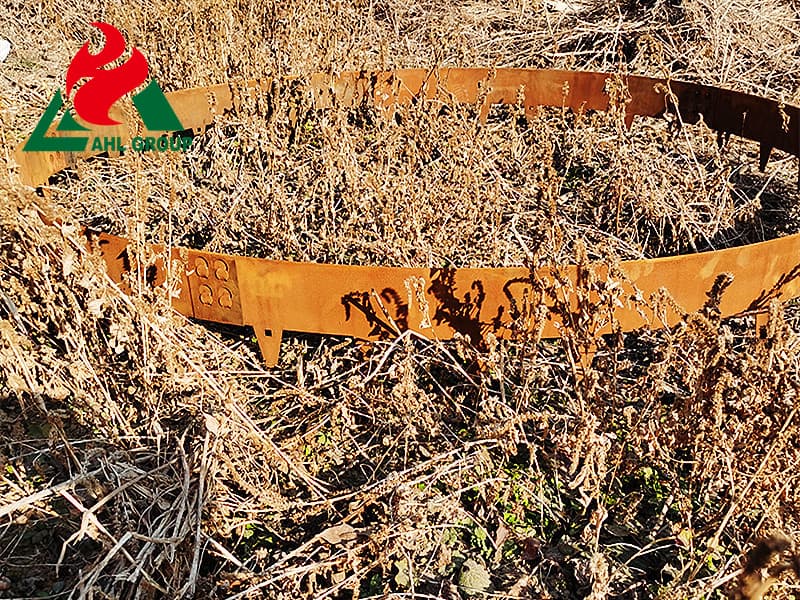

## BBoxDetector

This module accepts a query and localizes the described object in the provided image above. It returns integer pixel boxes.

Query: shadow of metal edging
[14,69,800,366]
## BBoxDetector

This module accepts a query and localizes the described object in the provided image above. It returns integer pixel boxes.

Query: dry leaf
[205,413,220,435]
[319,524,356,545]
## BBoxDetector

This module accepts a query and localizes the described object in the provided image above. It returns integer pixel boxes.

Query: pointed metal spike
[759,142,772,171]
[478,103,490,125]
[755,312,769,339]
[623,111,634,130]
[255,327,283,367]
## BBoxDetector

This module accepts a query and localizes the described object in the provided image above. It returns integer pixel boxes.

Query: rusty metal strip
[14,69,800,366]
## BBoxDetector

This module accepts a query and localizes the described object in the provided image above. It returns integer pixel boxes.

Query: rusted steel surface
[14,69,800,365]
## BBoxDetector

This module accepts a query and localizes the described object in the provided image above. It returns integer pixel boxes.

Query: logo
[24,22,192,153]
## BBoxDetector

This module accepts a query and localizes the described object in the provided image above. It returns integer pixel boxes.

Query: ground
[1,0,800,598]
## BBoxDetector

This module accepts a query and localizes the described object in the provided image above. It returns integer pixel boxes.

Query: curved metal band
[14,69,800,365]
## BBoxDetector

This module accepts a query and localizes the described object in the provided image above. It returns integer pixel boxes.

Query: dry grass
[2,0,800,598]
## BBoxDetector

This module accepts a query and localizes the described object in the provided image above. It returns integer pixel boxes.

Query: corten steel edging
[14,69,800,366]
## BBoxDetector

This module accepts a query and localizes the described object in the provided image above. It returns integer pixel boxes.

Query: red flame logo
[65,22,149,126]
